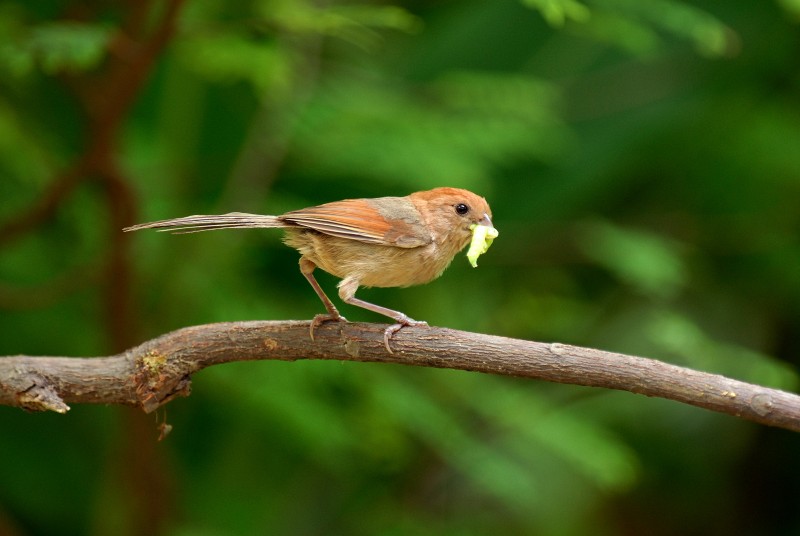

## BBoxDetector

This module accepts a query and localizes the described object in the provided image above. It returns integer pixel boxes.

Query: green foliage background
[2,0,800,534]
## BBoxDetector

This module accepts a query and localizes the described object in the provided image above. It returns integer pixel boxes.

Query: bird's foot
[309,313,347,341]
[383,319,428,354]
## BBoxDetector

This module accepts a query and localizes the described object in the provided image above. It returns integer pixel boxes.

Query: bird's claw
[383,319,428,354]
[309,313,347,341]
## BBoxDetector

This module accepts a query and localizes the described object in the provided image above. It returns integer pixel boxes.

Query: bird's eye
[455,203,470,215]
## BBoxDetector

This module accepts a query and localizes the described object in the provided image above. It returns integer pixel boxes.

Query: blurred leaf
[452,376,640,492]
[595,0,737,57]
[177,31,291,93]
[290,72,567,189]
[522,0,591,26]
[266,2,422,49]
[368,371,543,511]
[0,21,111,77]
[203,362,366,469]
[571,11,661,56]
[577,220,687,299]
[430,71,561,124]
[778,0,800,18]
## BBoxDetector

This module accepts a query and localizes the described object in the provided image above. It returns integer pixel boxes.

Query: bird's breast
[283,229,462,288]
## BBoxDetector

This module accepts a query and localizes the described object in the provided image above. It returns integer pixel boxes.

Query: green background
[2,1,800,534]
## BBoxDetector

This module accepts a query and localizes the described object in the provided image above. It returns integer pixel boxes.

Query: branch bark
[1,320,798,432]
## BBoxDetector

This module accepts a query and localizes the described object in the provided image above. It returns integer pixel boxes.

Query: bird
[124,187,497,352]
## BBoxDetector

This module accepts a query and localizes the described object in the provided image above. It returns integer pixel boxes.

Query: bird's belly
[284,230,454,288]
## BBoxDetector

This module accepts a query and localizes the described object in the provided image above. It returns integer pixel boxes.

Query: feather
[282,197,432,248]
[123,213,286,234]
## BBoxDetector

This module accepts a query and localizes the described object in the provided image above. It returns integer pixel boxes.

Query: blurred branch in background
[0,0,185,349]
[0,3,186,535]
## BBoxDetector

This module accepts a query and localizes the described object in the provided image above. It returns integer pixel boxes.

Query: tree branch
[1,321,798,432]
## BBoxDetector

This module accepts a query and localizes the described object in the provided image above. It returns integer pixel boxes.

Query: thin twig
[1,321,798,432]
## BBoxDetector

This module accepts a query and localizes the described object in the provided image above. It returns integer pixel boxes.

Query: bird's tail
[123,212,288,234]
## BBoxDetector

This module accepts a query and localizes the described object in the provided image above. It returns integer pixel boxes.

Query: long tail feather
[123,212,288,234]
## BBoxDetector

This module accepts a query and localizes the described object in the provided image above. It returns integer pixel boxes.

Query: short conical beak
[478,213,493,228]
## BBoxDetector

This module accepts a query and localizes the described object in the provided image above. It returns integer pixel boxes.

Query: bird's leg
[337,277,428,354]
[299,257,346,340]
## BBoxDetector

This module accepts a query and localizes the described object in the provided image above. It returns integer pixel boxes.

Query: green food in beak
[467,220,498,268]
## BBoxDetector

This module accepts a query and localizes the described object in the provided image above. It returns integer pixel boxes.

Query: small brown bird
[124,187,496,352]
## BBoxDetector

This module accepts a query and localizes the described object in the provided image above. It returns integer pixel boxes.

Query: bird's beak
[478,214,498,240]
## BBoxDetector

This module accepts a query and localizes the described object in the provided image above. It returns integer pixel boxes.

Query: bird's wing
[281,197,432,248]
